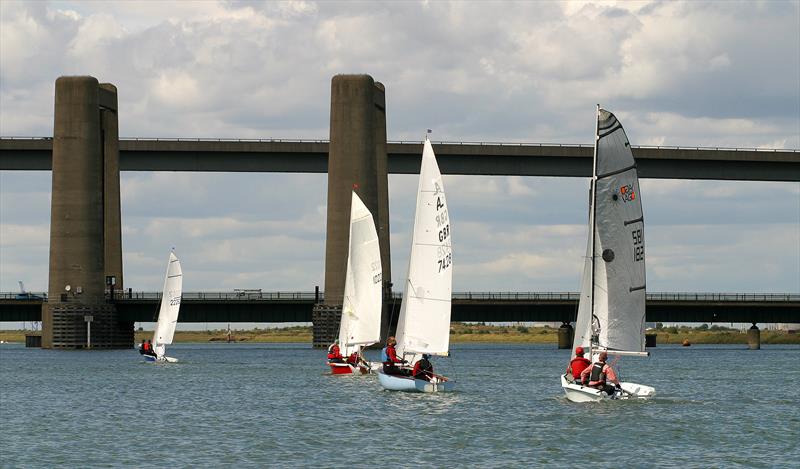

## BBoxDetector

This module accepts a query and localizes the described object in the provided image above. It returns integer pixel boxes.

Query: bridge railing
[4,136,798,153]
[2,291,798,302]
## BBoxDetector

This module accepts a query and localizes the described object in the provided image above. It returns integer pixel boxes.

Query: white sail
[396,139,453,358]
[338,191,383,356]
[572,203,594,352]
[152,251,183,357]
[575,107,646,354]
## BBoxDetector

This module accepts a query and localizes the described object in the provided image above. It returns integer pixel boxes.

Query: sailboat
[144,250,183,363]
[560,106,656,402]
[377,138,455,393]
[329,191,383,375]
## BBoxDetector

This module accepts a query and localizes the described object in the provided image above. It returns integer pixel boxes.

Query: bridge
[2,292,797,324]
[2,137,798,181]
[3,74,798,349]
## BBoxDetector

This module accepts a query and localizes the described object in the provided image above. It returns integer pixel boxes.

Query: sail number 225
[631,228,644,262]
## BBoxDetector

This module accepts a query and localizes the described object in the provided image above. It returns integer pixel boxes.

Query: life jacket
[569,357,590,378]
[327,344,341,360]
[381,347,389,363]
[589,361,606,385]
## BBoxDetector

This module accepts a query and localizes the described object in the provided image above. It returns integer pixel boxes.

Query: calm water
[1,343,798,468]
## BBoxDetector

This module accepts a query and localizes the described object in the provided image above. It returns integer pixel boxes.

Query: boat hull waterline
[328,362,369,375]
[560,375,655,402]
[144,355,179,364]
[377,370,455,393]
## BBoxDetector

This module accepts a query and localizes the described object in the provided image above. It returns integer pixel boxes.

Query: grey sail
[575,108,646,354]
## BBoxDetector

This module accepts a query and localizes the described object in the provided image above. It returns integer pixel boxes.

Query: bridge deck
[2,138,798,181]
[2,292,797,324]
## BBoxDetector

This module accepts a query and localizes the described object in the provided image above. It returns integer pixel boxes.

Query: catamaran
[377,138,454,393]
[561,106,655,402]
[328,191,383,375]
[144,250,183,363]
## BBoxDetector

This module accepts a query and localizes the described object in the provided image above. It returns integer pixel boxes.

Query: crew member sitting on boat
[580,351,620,395]
[412,354,435,381]
[140,339,157,357]
[327,340,344,363]
[346,352,361,367]
[381,336,407,375]
[565,346,591,383]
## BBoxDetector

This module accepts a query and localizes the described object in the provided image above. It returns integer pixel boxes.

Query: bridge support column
[645,333,657,347]
[315,74,392,348]
[43,76,131,349]
[747,323,760,350]
[558,322,573,349]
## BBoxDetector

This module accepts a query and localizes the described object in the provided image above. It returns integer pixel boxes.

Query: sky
[1,0,799,302]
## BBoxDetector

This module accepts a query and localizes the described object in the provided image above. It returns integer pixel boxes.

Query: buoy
[682,338,691,347]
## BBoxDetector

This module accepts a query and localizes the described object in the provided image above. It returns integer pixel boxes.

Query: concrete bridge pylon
[313,75,393,348]
[42,76,131,349]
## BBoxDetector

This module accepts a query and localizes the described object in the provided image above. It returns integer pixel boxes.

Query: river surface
[1,343,798,468]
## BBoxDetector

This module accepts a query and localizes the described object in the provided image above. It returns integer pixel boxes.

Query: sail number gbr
[435,196,451,273]
[631,228,644,262]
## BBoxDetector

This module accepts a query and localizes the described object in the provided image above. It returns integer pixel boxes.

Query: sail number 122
[632,228,644,262]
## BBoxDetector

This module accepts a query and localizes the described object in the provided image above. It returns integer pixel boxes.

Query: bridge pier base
[558,322,573,349]
[747,323,760,350]
[645,333,657,347]
[312,304,341,349]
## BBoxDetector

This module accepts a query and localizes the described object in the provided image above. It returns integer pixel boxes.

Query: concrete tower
[42,76,130,349]
[313,75,392,347]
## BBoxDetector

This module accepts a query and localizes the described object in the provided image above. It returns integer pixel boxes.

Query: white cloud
[0,1,798,298]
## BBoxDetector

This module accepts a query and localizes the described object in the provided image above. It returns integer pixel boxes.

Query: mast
[589,104,600,358]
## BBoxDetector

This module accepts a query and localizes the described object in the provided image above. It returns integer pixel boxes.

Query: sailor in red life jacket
[580,351,619,395]
[381,336,407,375]
[412,354,434,381]
[327,340,344,363]
[566,346,591,383]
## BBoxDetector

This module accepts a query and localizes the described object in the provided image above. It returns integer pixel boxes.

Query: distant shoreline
[2,324,797,345]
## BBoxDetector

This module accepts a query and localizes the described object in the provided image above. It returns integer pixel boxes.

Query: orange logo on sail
[620,184,636,202]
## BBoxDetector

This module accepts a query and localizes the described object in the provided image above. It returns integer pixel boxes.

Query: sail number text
[631,228,644,262]
[435,198,451,272]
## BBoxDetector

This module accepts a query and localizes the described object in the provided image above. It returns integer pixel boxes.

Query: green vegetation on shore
[2,323,797,345]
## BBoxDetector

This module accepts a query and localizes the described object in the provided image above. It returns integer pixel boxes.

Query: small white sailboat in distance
[144,250,183,363]
[377,138,454,393]
[328,191,383,375]
[561,106,655,402]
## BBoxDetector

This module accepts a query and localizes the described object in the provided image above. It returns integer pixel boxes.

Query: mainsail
[396,139,453,357]
[153,251,183,357]
[573,107,646,354]
[338,191,383,356]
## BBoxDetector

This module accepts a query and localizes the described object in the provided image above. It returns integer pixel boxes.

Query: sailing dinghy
[145,250,183,363]
[561,107,655,402]
[329,191,383,375]
[377,139,454,393]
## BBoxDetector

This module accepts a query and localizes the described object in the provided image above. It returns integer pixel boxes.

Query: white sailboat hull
[377,370,454,393]
[560,374,654,402]
[143,355,179,363]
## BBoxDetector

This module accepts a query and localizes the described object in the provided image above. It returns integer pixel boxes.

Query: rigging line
[406,295,451,303]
